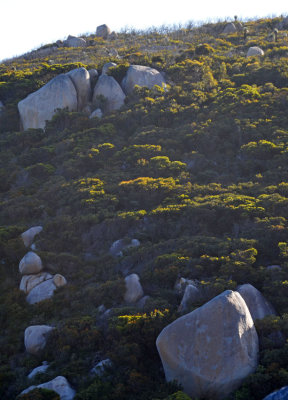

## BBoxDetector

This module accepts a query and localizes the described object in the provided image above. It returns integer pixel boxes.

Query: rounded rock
[124,273,144,304]
[53,274,67,288]
[24,325,54,355]
[19,252,43,275]
[156,290,259,399]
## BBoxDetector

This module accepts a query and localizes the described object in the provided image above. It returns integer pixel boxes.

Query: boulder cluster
[157,283,278,399]
[19,226,67,304]
[18,63,166,130]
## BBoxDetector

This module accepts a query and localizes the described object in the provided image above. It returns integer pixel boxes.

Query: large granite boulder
[121,65,166,95]
[124,273,144,304]
[64,35,86,47]
[247,46,264,57]
[96,24,111,39]
[20,272,53,294]
[24,325,54,355]
[21,226,43,247]
[26,278,57,304]
[28,361,49,379]
[18,74,77,130]
[19,252,43,275]
[263,386,288,400]
[93,75,125,113]
[20,376,75,400]
[178,283,201,313]
[66,67,91,111]
[156,290,259,399]
[237,284,276,321]
[222,23,237,34]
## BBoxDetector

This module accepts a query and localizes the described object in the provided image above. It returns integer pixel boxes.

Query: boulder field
[18,65,166,130]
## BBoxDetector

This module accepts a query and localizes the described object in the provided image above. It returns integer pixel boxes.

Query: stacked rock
[19,227,67,304]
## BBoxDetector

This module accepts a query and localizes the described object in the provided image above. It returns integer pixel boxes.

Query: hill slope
[1,17,288,400]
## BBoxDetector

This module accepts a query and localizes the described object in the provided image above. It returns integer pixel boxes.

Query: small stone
[53,274,67,288]
[89,108,103,119]
[247,46,264,57]
[102,62,117,75]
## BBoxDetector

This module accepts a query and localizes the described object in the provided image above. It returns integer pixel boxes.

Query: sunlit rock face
[156,290,259,399]
[121,65,166,94]
[93,75,126,113]
[18,74,77,130]
[237,284,276,320]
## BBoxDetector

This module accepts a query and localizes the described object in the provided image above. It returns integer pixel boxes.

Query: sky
[0,0,287,62]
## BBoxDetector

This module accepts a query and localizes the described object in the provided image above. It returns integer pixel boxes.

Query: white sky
[0,0,287,62]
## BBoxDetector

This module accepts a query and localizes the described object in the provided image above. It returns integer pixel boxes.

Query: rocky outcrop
[102,62,117,75]
[18,227,67,303]
[156,290,258,399]
[20,272,53,294]
[96,24,111,39]
[178,283,201,313]
[247,46,264,57]
[26,279,57,304]
[19,252,43,275]
[64,35,86,47]
[67,67,91,111]
[28,361,49,379]
[21,226,43,247]
[263,387,288,400]
[24,325,54,355]
[109,238,140,257]
[20,376,75,400]
[121,65,166,94]
[18,74,77,130]
[222,23,237,34]
[237,284,276,320]
[124,273,144,304]
[93,75,125,113]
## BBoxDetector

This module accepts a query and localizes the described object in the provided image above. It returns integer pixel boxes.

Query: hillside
[1,17,288,400]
